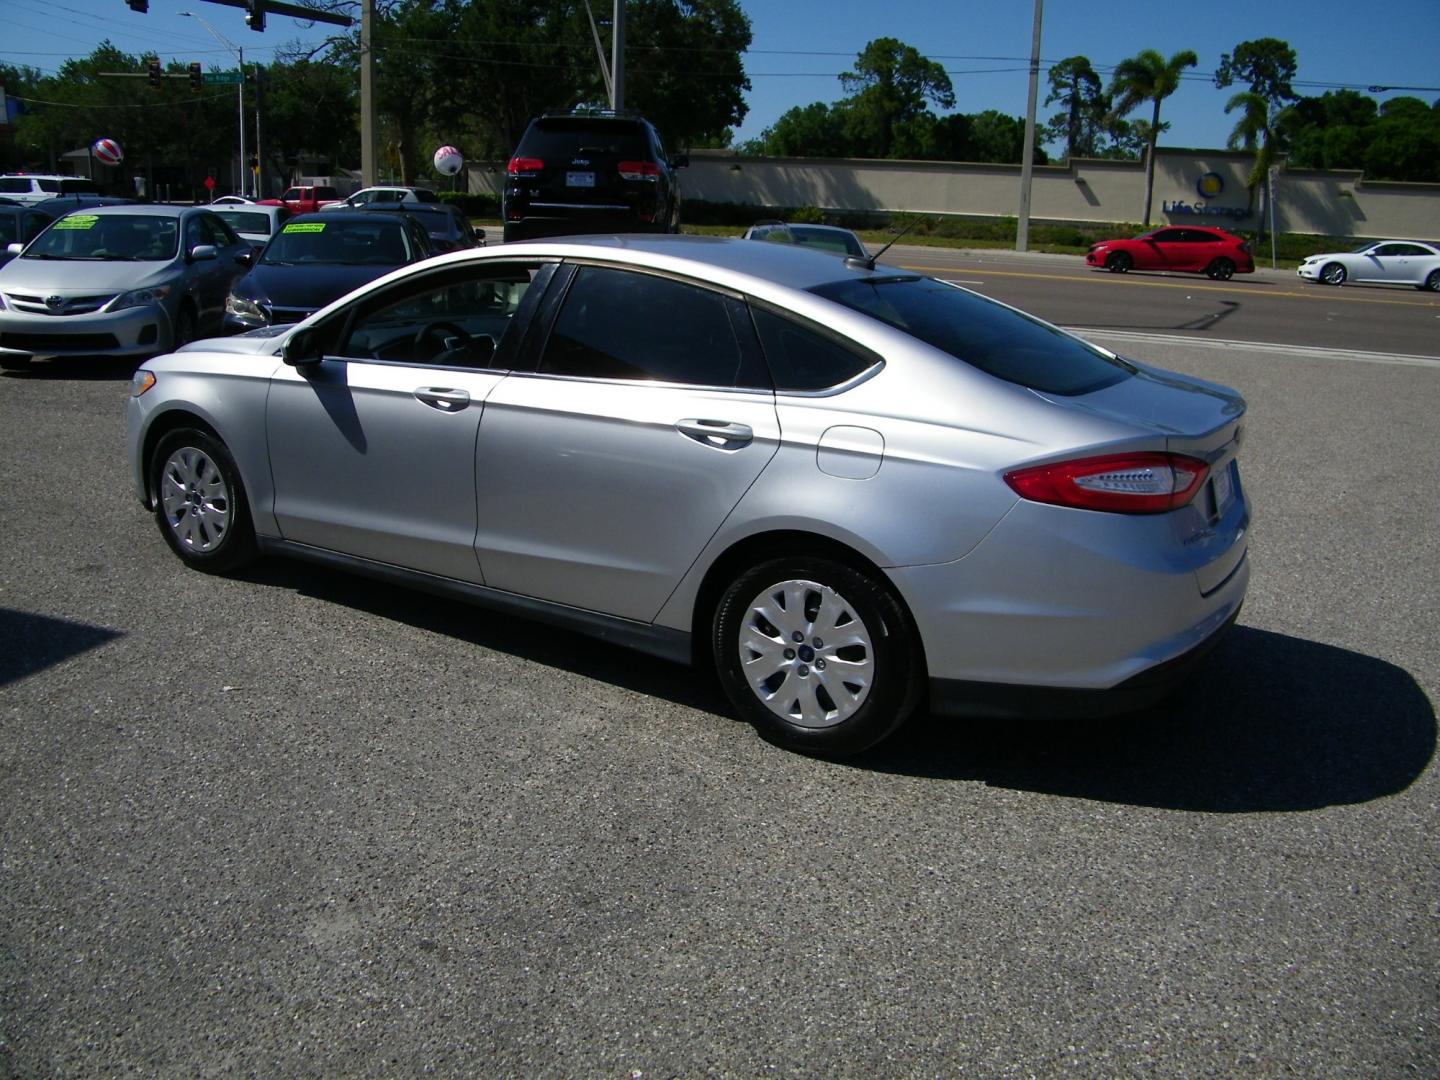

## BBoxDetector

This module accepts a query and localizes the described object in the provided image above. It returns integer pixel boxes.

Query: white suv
[0,175,101,206]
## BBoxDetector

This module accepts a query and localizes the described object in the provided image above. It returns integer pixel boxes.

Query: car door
[473,262,780,622]
[266,259,555,581]
[1146,228,1192,271]
[1379,243,1429,284]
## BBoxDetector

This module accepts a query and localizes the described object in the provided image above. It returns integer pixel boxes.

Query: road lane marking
[897,263,1440,309]
[1066,328,1440,369]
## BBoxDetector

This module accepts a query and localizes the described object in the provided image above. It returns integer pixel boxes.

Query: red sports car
[1086,226,1255,280]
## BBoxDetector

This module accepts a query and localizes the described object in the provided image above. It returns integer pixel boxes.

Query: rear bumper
[928,601,1242,718]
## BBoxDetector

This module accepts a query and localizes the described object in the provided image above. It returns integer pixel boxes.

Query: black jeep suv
[502,111,687,243]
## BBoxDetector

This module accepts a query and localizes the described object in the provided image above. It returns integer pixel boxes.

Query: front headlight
[110,284,173,312]
[225,293,266,323]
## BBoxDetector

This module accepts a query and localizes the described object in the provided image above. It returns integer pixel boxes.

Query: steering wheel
[413,319,473,355]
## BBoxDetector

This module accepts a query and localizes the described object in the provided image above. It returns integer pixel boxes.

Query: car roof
[52,204,192,218]
[442,234,891,293]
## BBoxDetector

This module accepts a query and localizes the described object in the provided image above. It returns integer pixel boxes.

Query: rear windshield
[811,276,1132,396]
[520,119,650,159]
[215,210,274,235]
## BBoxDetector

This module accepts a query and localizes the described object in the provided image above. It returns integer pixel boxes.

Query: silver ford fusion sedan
[126,236,1249,755]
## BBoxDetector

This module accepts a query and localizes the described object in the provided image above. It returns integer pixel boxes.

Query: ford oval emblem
[45,295,64,309]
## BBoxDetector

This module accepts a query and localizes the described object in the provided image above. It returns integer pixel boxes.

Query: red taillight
[1004,452,1209,514]
[617,160,661,180]
[507,156,544,175]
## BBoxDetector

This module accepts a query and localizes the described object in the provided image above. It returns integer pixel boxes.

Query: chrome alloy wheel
[738,578,875,729]
[159,446,232,553]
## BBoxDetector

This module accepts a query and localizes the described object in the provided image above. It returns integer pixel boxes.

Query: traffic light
[188,62,203,92]
[147,57,161,89]
[244,0,266,32]
[127,0,149,12]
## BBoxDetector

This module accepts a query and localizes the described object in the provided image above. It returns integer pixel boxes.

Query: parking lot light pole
[180,11,248,197]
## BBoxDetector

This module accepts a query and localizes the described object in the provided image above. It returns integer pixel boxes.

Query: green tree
[1043,56,1107,159]
[1224,90,1291,239]
[1213,38,1298,104]
[838,37,954,157]
[1364,97,1440,181]
[259,54,358,188]
[1107,48,1198,226]
[1284,89,1377,169]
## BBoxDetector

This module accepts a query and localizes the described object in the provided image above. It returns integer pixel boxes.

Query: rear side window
[751,307,875,392]
[813,277,1131,396]
[415,189,439,203]
[0,179,32,194]
[540,266,748,387]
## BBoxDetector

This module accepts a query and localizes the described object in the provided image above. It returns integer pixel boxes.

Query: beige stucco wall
[467,148,1440,240]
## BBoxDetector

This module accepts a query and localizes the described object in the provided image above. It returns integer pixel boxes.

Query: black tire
[712,556,923,756]
[1105,251,1133,273]
[171,305,197,350]
[1321,262,1347,286]
[0,355,33,371]
[150,428,258,574]
[1423,269,1440,292]
[1206,258,1235,281]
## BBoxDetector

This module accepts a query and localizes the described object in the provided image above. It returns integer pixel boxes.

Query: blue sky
[4,0,1438,153]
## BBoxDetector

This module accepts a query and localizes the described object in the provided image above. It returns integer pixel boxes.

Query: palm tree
[1225,90,1291,241]
[1108,49,1199,226]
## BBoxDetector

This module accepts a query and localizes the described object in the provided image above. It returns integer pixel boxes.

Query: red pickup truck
[259,185,341,214]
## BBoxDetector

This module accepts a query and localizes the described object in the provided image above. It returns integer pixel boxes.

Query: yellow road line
[894,263,1440,309]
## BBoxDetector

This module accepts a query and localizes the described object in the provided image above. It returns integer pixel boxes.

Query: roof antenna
[846,213,926,272]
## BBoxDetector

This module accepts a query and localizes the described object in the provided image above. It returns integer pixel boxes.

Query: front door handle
[677,418,753,449]
[415,387,471,412]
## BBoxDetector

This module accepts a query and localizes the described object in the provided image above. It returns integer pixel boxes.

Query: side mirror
[282,326,323,367]
[5,243,22,256]
[234,249,256,266]
[673,153,690,169]
[188,244,217,262]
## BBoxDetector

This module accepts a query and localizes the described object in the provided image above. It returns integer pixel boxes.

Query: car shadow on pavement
[0,608,122,688]
[240,562,1434,813]
[0,356,139,381]
[861,626,1436,813]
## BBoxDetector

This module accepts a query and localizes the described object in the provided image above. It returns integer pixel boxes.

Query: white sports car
[1297,240,1440,290]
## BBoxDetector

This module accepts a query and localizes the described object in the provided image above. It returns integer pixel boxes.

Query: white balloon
[433,145,463,176]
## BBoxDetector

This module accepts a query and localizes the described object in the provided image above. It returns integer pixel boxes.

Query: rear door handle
[415,387,471,412]
[677,418,753,449]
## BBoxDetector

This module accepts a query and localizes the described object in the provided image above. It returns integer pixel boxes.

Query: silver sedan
[126,236,1250,755]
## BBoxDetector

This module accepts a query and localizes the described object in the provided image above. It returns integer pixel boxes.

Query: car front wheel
[1105,252,1132,273]
[1321,262,1347,286]
[713,556,923,756]
[151,428,257,573]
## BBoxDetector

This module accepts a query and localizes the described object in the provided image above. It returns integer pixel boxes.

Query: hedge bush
[438,191,501,218]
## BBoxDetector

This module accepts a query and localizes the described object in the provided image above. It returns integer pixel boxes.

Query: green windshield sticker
[54,215,99,230]
[282,222,326,234]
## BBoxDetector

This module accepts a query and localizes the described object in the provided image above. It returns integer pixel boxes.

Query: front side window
[539,266,746,387]
[813,276,1132,396]
[339,263,546,367]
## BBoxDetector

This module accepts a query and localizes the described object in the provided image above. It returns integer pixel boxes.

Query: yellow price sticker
[54,215,100,230]
[282,222,326,234]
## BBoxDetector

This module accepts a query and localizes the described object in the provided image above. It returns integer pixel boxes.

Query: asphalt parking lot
[1,332,1436,1076]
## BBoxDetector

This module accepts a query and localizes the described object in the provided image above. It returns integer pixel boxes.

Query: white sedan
[1297,240,1440,290]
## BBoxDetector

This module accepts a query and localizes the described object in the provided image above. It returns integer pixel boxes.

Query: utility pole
[1015,0,1043,253]
[361,0,377,186]
[611,0,625,112]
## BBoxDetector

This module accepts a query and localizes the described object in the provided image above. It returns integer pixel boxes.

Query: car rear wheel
[1321,262,1347,286]
[1423,269,1440,292]
[1205,258,1235,281]
[151,428,257,573]
[1105,252,1133,273]
[713,556,923,756]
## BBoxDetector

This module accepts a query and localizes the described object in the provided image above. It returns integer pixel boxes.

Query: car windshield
[812,276,1132,395]
[261,219,411,265]
[215,210,273,235]
[22,213,177,261]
